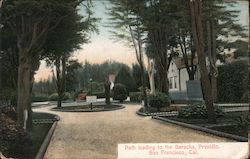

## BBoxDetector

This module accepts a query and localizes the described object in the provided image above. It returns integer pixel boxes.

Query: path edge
[34,116,59,159]
[152,116,248,142]
[51,105,125,112]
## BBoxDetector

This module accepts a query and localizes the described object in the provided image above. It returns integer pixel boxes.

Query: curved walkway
[34,104,231,159]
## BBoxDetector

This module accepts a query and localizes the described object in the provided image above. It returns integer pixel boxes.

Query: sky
[34,0,249,82]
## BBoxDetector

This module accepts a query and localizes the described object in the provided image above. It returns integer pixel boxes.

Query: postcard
[0,0,249,159]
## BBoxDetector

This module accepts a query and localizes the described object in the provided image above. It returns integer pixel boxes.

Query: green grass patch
[32,112,57,120]
[20,123,52,159]
[16,112,56,159]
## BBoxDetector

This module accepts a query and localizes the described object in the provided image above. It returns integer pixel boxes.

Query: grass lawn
[19,123,52,159]
[14,112,56,159]
[32,112,57,120]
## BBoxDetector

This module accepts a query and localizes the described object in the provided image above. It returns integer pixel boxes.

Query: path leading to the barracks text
[35,104,231,159]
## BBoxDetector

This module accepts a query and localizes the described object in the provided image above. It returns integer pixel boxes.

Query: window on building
[169,76,178,90]
[174,76,177,89]
[169,77,173,89]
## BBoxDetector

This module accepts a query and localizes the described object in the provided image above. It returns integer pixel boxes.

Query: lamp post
[89,78,93,110]
[89,78,93,95]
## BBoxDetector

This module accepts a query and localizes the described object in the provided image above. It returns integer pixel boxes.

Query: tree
[107,0,148,109]
[104,77,111,105]
[65,60,82,93]
[171,0,247,81]
[115,67,136,93]
[142,0,179,94]
[2,0,93,128]
[44,0,97,108]
[190,0,216,124]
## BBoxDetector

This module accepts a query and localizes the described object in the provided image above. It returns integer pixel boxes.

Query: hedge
[178,102,225,119]
[148,92,171,111]
[49,92,72,101]
[217,60,248,103]
[32,96,48,102]
[92,92,106,98]
[129,92,142,103]
[113,83,127,102]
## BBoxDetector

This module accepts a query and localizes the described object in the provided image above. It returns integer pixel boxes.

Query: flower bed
[0,108,58,159]
[153,114,248,141]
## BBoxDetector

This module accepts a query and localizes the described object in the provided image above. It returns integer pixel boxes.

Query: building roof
[172,57,198,69]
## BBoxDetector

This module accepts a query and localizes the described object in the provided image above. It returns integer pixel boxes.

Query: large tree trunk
[56,56,66,108]
[17,51,31,129]
[104,79,111,105]
[156,62,169,95]
[27,72,34,130]
[56,57,62,108]
[140,62,148,109]
[62,56,66,94]
[190,0,216,124]
[207,20,218,103]
[211,20,218,103]
[148,59,156,95]
[160,70,169,95]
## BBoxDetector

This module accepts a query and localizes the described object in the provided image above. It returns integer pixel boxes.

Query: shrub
[217,60,248,103]
[0,89,17,107]
[92,92,106,98]
[88,82,104,93]
[49,92,72,101]
[49,93,58,101]
[178,102,225,119]
[0,107,30,156]
[113,83,127,102]
[129,92,142,103]
[32,96,48,102]
[63,92,72,100]
[148,92,171,111]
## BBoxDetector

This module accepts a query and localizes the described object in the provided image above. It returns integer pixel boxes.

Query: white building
[168,57,200,92]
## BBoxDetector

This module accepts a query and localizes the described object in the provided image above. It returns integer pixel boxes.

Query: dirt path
[34,104,231,159]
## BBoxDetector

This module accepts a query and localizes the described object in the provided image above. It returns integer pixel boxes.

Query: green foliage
[217,60,248,103]
[113,83,127,102]
[49,93,59,101]
[49,92,72,101]
[0,88,17,107]
[129,92,142,103]
[132,64,150,90]
[0,107,30,156]
[32,96,48,102]
[148,92,171,110]
[115,67,136,93]
[77,61,130,91]
[178,102,225,119]
[65,60,82,92]
[32,79,55,98]
[89,82,104,93]
[92,92,106,99]
[225,40,248,57]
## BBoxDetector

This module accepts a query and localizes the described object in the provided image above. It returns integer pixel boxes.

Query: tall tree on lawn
[190,0,216,124]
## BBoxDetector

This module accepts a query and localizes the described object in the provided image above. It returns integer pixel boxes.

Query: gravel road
[34,104,231,159]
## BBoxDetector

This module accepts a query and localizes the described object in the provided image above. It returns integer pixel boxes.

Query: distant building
[167,50,238,101]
